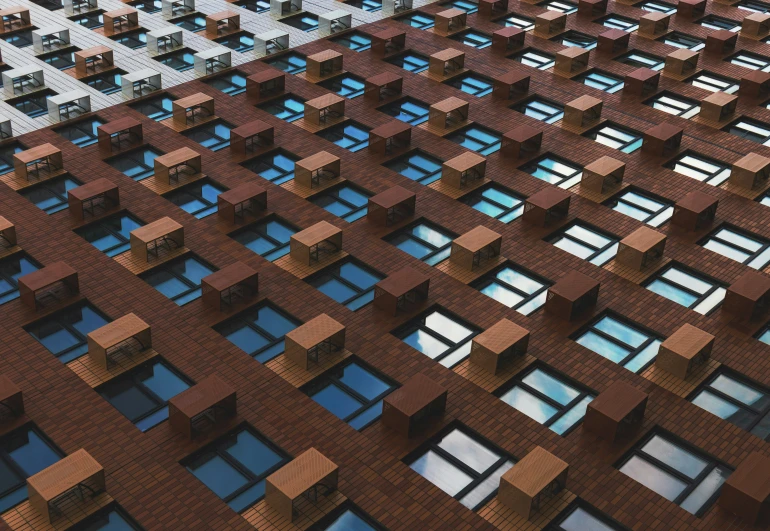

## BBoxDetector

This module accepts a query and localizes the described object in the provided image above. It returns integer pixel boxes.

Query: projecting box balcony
[87,313,151,369]
[289,221,343,266]
[742,12,770,39]
[0,374,24,422]
[642,122,682,157]
[597,28,629,54]
[202,261,258,310]
[32,25,70,55]
[656,323,714,380]
[162,0,194,18]
[427,96,469,133]
[554,47,590,77]
[230,120,273,155]
[147,27,183,55]
[14,144,63,184]
[545,270,600,321]
[493,70,529,100]
[305,50,343,82]
[624,68,659,97]
[730,153,770,190]
[698,92,737,125]
[319,10,351,37]
[3,66,45,98]
[470,318,529,375]
[369,120,410,156]
[718,452,770,525]
[302,94,345,130]
[285,314,345,370]
[499,447,569,520]
[677,0,705,18]
[266,448,339,522]
[68,178,119,221]
[130,217,184,263]
[724,271,770,321]
[534,11,566,37]
[382,373,447,438]
[0,7,31,35]
[154,147,202,185]
[247,70,285,102]
[171,93,215,130]
[373,266,429,315]
[64,0,97,16]
[74,46,114,79]
[367,185,416,226]
[0,216,17,249]
[663,48,699,79]
[169,374,237,439]
[478,0,507,17]
[615,226,666,271]
[434,9,466,36]
[705,29,736,53]
[638,12,669,38]
[578,0,606,16]
[492,27,525,54]
[581,156,624,195]
[523,187,570,227]
[442,152,486,191]
[254,30,289,57]
[217,182,267,224]
[450,226,501,271]
[97,117,143,154]
[563,95,602,131]
[501,125,542,159]
[364,72,402,103]
[48,90,91,122]
[371,28,405,58]
[122,69,161,99]
[671,190,717,231]
[103,8,139,37]
[19,262,79,310]
[295,151,341,190]
[206,11,240,39]
[584,381,647,442]
[194,47,231,76]
[426,49,465,81]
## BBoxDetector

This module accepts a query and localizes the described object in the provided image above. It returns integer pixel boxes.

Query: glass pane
[559,506,617,531]
[710,374,769,408]
[641,435,707,479]
[550,396,593,435]
[437,429,500,473]
[338,363,391,400]
[480,283,524,308]
[646,280,698,307]
[189,455,249,498]
[225,430,283,476]
[311,383,364,419]
[425,312,472,343]
[619,455,687,501]
[594,316,648,347]
[679,466,730,514]
[409,450,473,496]
[459,460,515,509]
[577,331,631,363]
[403,329,449,358]
[522,369,579,405]
[324,509,377,531]
[500,386,558,423]
[140,362,189,401]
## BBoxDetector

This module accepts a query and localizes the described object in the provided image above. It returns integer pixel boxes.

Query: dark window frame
[384,218,456,265]
[643,262,726,315]
[392,305,480,366]
[471,261,551,315]
[24,300,111,362]
[214,300,302,361]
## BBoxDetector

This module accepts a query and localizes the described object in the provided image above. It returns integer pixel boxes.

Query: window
[698,14,740,31]
[460,183,525,223]
[393,307,478,367]
[539,0,577,12]
[215,31,254,52]
[0,142,23,174]
[0,425,63,513]
[280,13,319,31]
[738,0,770,12]
[205,71,247,95]
[450,30,492,49]
[727,52,770,71]
[70,9,104,28]
[154,48,195,72]
[129,94,175,121]
[575,313,662,372]
[112,29,147,49]
[547,500,627,531]
[318,73,366,99]
[584,123,643,153]
[511,96,564,124]
[165,179,225,219]
[1,29,34,48]
[128,0,161,13]
[98,358,192,432]
[174,13,206,31]
[699,225,770,268]
[141,255,216,306]
[83,70,125,95]
[307,258,384,310]
[264,52,306,74]
[310,184,370,222]
[499,365,595,435]
[26,301,110,362]
[385,220,454,265]
[185,426,290,512]
[510,48,555,69]
[346,0,382,11]
[32,0,63,9]
[644,263,726,314]
[689,72,739,94]
[107,146,162,181]
[40,47,78,70]
[330,31,371,52]
[406,425,514,510]
[636,0,676,12]
[446,125,502,155]
[659,32,704,51]
[691,369,770,441]
[440,0,478,12]
[235,0,270,13]
[552,30,597,49]
[665,152,730,186]
[575,69,624,93]
[215,301,300,362]
[386,51,430,73]
[724,118,770,145]
[70,504,142,531]
[55,117,105,148]
[317,121,370,152]
[617,431,730,515]
[646,91,700,118]
[308,502,385,531]
[444,73,494,97]
[520,155,582,189]
[242,149,298,185]
[257,94,305,122]
[597,15,639,31]
[499,13,535,31]
[396,11,435,29]
[759,324,770,344]
[548,222,619,265]
[75,212,144,257]
[182,120,233,151]
[384,150,442,184]
[615,51,664,70]
[7,89,57,118]
[303,359,397,430]
[0,253,40,305]
[378,97,430,125]
[20,174,82,214]
[605,188,673,227]
[473,263,550,315]
[230,216,297,261]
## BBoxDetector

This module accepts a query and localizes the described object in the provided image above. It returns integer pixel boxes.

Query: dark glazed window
[26,302,110,362]
[215,301,300,362]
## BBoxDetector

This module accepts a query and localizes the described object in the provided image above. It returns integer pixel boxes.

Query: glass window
[665,151,730,186]
[378,97,430,125]
[0,142,23,174]
[499,13,535,31]
[182,120,233,152]
[235,0,270,13]
[1,29,35,48]
[264,52,307,74]
[318,73,366,99]
[510,48,555,69]
[307,502,385,531]
[700,225,770,269]
[724,118,770,145]
[0,253,40,305]
[346,0,383,11]
[7,89,57,118]
[310,184,370,222]
[547,500,626,531]
[407,425,515,510]
[659,32,704,51]
[129,94,176,121]
[112,30,147,49]
[473,263,550,315]
[460,183,525,223]
[69,504,142,531]
[70,10,104,28]
[215,31,254,52]
[280,13,319,31]
[552,30,597,49]
[128,0,161,13]
[646,91,701,118]
[393,307,479,367]
[330,31,371,52]
[75,212,144,257]
[303,359,396,430]
[307,258,384,310]
[738,0,770,12]
[636,0,676,13]
[605,189,673,227]
[698,14,740,31]
[385,51,430,73]
[689,72,739,94]
[242,149,299,185]
[83,69,125,95]
[395,11,435,29]
[215,301,300,362]
[26,301,110,362]
[317,121,370,152]
[575,313,662,373]
[154,48,195,72]
[230,216,297,261]
[584,123,643,153]
[598,15,639,31]
[384,150,442,184]
[385,221,454,266]
[165,179,225,219]
[107,146,162,181]
[618,431,730,515]
[539,0,577,12]
[40,47,78,70]
[98,359,191,432]
[615,51,665,70]
[446,125,502,155]
[32,0,63,9]
[0,425,63,513]
[257,94,306,122]
[547,222,619,266]
[520,155,582,189]
[511,97,563,123]
[185,426,290,512]
[727,52,770,71]
[141,255,216,306]
[174,13,206,31]
[440,0,478,12]
[444,73,494,97]
[450,30,492,49]
[20,174,82,214]
[575,69,624,93]
[644,263,726,315]
[55,117,105,147]
[204,71,247,95]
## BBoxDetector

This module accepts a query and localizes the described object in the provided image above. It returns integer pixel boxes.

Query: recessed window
[406,425,514,509]
[386,51,430,73]
[185,425,290,512]
[395,11,435,29]
[70,9,104,28]
[0,142,23,174]
[242,149,298,185]
[727,51,770,71]
[318,73,366,99]
[75,212,144,257]
[129,94,176,121]
[384,150,442,184]
[386,220,454,265]
[393,307,478,367]
[310,183,370,222]
[699,225,770,268]
[615,51,664,70]
[738,0,770,12]
[141,254,216,306]
[330,31,371,51]
[98,358,192,432]
[174,13,206,31]
[617,431,730,515]
[646,91,700,118]
[575,69,624,93]
[584,123,643,153]
[548,500,626,531]
[235,0,270,13]
[659,32,704,51]
[665,151,730,186]
[264,51,307,74]
[307,258,383,310]
[32,0,63,10]
[497,364,595,435]
[7,89,57,118]
[69,504,142,531]
[280,13,319,32]
[215,31,255,52]
[444,72,494,97]
[308,502,385,531]
[154,48,195,72]
[597,15,639,31]
[40,46,79,69]
[547,221,619,265]
[446,125,502,155]
[1,28,35,48]
[165,179,225,219]
[498,13,535,31]
[510,48,555,69]
[26,301,110,362]
[182,120,233,151]
[378,97,430,125]
[205,71,247,95]
[0,253,40,305]
[575,313,662,373]
[112,30,147,49]
[473,263,550,315]
[636,0,676,13]
[346,0,382,11]
[520,154,582,189]
[552,30,597,49]
[257,93,305,122]
[128,0,161,13]
[450,30,492,49]
[83,69,126,95]
[724,118,770,145]
[698,14,740,31]
[460,183,525,223]
[230,216,297,262]
[440,0,478,12]
[107,146,162,181]
[689,72,739,94]
[605,188,673,227]
[539,0,577,13]
[55,117,105,148]
[644,263,726,315]
[215,301,300,362]
[20,174,82,214]
[0,425,63,513]
[317,121,370,152]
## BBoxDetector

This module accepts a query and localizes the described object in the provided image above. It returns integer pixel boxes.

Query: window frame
[446,125,502,155]
[214,300,301,362]
[449,29,493,49]
[68,503,143,531]
[726,51,770,71]
[574,69,624,93]
[519,154,582,189]
[305,257,384,310]
[377,97,430,125]
[395,11,435,29]
[604,187,673,227]
[241,148,299,185]
[635,0,676,13]
[643,262,726,315]
[139,254,217,306]
[546,221,619,266]
[459,182,525,223]
[229,215,299,261]
[106,145,162,181]
[615,51,665,70]
[74,211,145,257]
[597,14,639,31]
[698,224,770,269]
[263,51,307,74]
[545,499,629,531]
[82,69,125,95]
[153,47,196,72]
[316,120,370,152]
[384,149,443,184]
[471,261,551,315]
[307,501,386,531]
[204,71,248,95]
[257,93,306,122]
[329,31,372,52]
[309,183,370,222]
[698,14,740,31]
[20,174,82,214]
[688,71,739,94]
[54,116,106,148]
[584,122,643,153]
[214,31,255,53]
[552,30,597,49]
[279,12,319,32]
[25,300,111,362]
[182,120,234,151]
[385,50,430,72]
[664,150,730,186]
[384,219,456,265]
[723,117,770,145]
[497,13,535,31]
[509,47,555,69]
[111,29,147,49]
[128,94,176,121]
[443,72,494,97]
[658,32,704,51]
[0,142,24,174]
[392,305,480,367]
[6,89,57,118]
[0,252,41,305]
[317,73,366,99]
[164,179,226,219]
